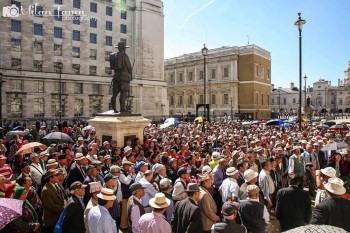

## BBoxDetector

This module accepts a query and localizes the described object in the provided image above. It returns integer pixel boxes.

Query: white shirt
[30,162,44,185]
[172,178,187,201]
[88,205,118,233]
[131,196,142,233]
[219,177,240,202]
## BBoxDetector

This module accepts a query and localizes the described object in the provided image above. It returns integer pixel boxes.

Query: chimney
[338,79,340,87]
[290,82,294,90]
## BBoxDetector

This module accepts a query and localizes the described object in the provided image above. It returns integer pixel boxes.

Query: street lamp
[0,73,6,125]
[57,62,63,122]
[304,74,307,108]
[160,104,165,118]
[278,90,281,118]
[201,44,208,132]
[295,12,306,130]
[230,97,233,120]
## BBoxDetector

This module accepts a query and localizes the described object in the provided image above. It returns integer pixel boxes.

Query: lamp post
[278,90,281,118]
[201,44,208,132]
[294,12,306,130]
[304,74,307,108]
[230,97,233,120]
[57,62,63,122]
[0,72,5,125]
[324,87,327,117]
[160,104,165,118]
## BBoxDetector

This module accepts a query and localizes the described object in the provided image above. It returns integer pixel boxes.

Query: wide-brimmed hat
[47,159,58,167]
[226,167,238,176]
[320,167,336,178]
[186,183,200,192]
[40,151,49,157]
[70,181,87,192]
[201,165,212,174]
[124,146,132,154]
[212,151,220,160]
[244,169,258,182]
[130,182,146,192]
[292,145,303,152]
[197,173,211,182]
[149,193,170,209]
[89,181,102,193]
[122,160,134,166]
[97,188,116,201]
[44,169,58,179]
[30,153,38,160]
[75,153,86,161]
[114,42,129,48]
[324,177,346,195]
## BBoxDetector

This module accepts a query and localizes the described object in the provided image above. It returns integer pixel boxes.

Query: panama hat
[244,169,258,183]
[324,177,346,195]
[149,193,170,209]
[320,167,336,178]
[97,188,116,201]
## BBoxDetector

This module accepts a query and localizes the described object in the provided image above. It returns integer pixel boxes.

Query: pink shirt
[138,211,171,233]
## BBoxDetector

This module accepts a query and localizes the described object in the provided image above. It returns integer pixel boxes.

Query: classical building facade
[165,45,271,120]
[0,0,167,120]
[271,61,350,116]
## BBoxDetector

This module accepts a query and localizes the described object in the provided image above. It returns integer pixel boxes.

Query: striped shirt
[0,164,13,179]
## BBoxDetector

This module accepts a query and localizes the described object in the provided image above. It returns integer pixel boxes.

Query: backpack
[53,208,67,233]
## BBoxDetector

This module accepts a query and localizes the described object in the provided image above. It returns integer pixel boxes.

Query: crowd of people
[0,119,350,233]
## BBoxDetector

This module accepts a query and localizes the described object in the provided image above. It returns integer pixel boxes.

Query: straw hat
[320,167,336,178]
[244,169,258,183]
[149,193,170,209]
[97,188,116,201]
[324,177,346,195]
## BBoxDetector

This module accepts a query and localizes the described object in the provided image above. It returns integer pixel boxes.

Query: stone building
[165,45,271,120]
[0,0,167,121]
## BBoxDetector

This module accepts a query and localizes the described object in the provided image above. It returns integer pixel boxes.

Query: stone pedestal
[88,113,150,146]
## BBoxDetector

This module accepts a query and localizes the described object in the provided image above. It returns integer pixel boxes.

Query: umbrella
[329,124,349,131]
[5,131,29,140]
[266,119,284,126]
[15,142,47,155]
[194,117,203,123]
[284,224,346,233]
[160,118,180,129]
[322,142,338,151]
[323,121,337,127]
[251,120,261,125]
[336,141,350,150]
[0,198,23,230]
[13,126,25,131]
[317,124,330,129]
[42,132,73,143]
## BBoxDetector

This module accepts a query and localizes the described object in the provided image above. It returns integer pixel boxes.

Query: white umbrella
[160,118,179,129]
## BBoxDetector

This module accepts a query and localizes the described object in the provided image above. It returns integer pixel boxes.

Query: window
[33,99,45,115]
[33,60,43,72]
[54,27,62,38]
[120,24,127,34]
[73,30,80,41]
[105,51,111,61]
[188,95,193,105]
[10,99,22,117]
[90,19,97,28]
[121,11,127,19]
[267,69,270,80]
[11,38,21,51]
[72,15,80,25]
[11,0,21,8]
[54,44,62,56]
[188,72,193,82]
[91,99,102,116]
[74,83,83,94]
[105,67,112,75]
[54,0,63,4]
[33,41,43,54]
[53,81,65,93]
[339,99,343,105]
[90,49,97,60]
[178,73,183,83]
[89,66,97,75]
[199,95,204,104]
[11,80,23,91]
[11,58,21,70]
[92,84,100,94]
[72,64,80,74]
[90,2,97,12]
[223,94,229,105]
[293,98,296,104]
[260,67,264,79]
[105,36,112,46]
[90,33,97,44]
[170,74,174,83]
[283,98,287,104]
[33,81,44,92]
[199,70,204,80]
[73,0,80,8]
[54,10,62,21]
[255,64,259,77]
[72,47,80,58]
[272,99,274,105]
[11,20,21,32]
[33,24,43,36]
[255,93,258,104]
[211,69,216,79]
[178,96,183,106]
[211,95,216,104]
[170,96,174,106]
[74,99,83,116]
[223,67,229,78]
[106,21,112,31]
[106,6,113,16]
[34,6,43,17]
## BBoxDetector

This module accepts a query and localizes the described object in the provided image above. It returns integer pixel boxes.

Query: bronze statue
[109,42,132,113]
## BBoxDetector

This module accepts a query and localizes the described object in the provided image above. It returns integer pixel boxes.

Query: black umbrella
[5,131,29,140]
[329,124,349,132]
[42,132,73,143]
[323,121,336,127]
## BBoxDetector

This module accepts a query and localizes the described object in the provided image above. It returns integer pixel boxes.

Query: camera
[2,4,20,17]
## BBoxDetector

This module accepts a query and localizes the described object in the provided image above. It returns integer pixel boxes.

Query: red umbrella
[329,124,349,131]
[0,198,23,230]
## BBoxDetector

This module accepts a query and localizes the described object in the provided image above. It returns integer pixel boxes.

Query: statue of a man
[109,42,132,113]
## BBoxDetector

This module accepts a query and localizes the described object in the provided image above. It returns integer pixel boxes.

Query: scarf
[13,186,39,221]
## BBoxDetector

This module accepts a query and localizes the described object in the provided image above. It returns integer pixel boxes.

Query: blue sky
[163,0,350,88]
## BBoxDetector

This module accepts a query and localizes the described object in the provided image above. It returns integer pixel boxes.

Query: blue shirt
[88,205,118,233]
[139,178,157,207]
